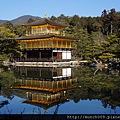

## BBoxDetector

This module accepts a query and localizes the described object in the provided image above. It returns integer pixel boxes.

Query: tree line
[0,8,120,63]
[50,8,120,62]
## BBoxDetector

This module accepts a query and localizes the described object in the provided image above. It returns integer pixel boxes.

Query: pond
[0,66,120,114]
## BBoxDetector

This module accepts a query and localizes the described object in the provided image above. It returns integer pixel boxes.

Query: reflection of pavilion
[22,90,69,111]
[12,67,78,111]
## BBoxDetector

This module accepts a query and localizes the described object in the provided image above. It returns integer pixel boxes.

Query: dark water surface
[0,66,120,114]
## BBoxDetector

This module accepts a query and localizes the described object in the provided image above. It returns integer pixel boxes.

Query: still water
[0,66,120,114]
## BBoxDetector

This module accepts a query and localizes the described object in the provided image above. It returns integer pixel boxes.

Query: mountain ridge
[0,15,41,25]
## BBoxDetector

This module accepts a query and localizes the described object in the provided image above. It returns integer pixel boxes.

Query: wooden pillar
[47,81,50,88]
[39,51,41,60]
[70,79,72,85]
[50,95,52,100]
[39,68,41,77]
[37,95,38,101]
[43,41,44,48]
[52,82,54,89]
[25,68,27,76]
[57,81,58,88]
[57,40,58,48]
[31,94,33,100]
[45,81,47,88]
[39,81,41,87]
[43,81,44,88]
[25,51,27,61]
[52,50,53,62]
[65,80,67,87]
[31,79,32,85]
[62,80,63,88]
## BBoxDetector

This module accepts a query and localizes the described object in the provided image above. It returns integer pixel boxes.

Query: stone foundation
[14,61,79,67]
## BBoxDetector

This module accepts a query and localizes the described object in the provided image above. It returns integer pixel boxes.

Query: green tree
[98,34,120,60]
[27,18,35,23]
[69,15,80,27]
[14,24,26,37]
[101,8,120,35]
[2,21,14,32]
[0,26,22,62]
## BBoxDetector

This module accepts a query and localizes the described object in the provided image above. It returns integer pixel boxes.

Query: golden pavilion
[15,18,78,63]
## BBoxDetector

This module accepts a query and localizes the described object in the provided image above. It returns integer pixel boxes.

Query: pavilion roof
[17,34,79,41]
[23,99,69,110]
[23,18,67,27]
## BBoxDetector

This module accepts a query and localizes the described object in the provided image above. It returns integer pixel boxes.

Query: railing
[25,45,74,49]
[15,58,71,62]
[25,41,74,49]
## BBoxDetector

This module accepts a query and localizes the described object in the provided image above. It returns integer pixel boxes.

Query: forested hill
[0,15,41,25]
[0,20,7,25]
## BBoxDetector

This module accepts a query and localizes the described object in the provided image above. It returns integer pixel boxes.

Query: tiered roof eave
[17,34,79,41]
[22,18,68,28]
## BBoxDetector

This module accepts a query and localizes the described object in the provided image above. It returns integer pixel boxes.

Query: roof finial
[44,14,48,18]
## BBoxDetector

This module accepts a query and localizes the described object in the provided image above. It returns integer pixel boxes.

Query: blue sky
[1,0,120,20]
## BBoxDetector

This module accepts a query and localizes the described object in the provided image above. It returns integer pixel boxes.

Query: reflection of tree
[0,66,15,99]
[53,104,61,114]
[73,95,81,103]
[101,100,108,108]
[73,66,120,110]
[0,100,9,108]
[101,88,120,110]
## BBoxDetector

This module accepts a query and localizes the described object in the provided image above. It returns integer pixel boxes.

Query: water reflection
[74,66,120,110]
[11,66,79,113]
[0,66,120,114]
